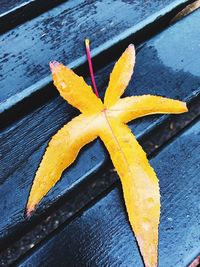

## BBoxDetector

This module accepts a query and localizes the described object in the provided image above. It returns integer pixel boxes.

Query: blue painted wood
[0,0,69,34]
[0,0,26,14]
[0,9,200,248]
[17,119,200,267]
[0,0,195,114]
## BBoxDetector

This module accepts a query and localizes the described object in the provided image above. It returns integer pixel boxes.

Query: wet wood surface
[1,7,200,250]
[17,117,200,267]
[1,0,200,265]
[0,0,194,113]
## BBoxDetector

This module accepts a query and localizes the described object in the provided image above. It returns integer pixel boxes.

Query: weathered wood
[0,9,200,249]
[0,0,27,14]
[0,0,69,34]
[17,119,200,267]
[0,0,195,115]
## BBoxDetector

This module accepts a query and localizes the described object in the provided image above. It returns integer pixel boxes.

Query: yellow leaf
[99,117,160,267]
[27,44,188,266]
[104,44,135,108]
[109,95,187,123]
[26,113,100,216]
[50,61,103,115]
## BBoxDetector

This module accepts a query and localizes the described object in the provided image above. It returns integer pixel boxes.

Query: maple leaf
[26,41,187,267]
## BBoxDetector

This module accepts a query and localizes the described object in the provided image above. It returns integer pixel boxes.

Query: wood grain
[0,0,27,14]
[0,0,69,34]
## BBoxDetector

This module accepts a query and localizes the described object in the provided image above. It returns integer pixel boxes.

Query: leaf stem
[85,39,99,97]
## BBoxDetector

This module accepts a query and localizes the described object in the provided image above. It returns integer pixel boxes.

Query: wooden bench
[0,0,199,266]
[17,118,200,267]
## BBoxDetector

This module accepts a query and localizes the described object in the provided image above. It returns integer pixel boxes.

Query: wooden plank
[0,0,27,14]
[16,118,200,267]
[0,0,68,34]
[0,9,200,249]
[0,0,195,115]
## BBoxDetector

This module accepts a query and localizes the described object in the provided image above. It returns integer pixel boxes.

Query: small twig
[85,39,100,97]
[171,0,200,23]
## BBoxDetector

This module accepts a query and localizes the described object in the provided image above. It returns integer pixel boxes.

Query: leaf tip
[49,61,61,74]
[136,232,158,267]
[183,102,188,112]
[25,204,36,219]
[127,43,135,55]
[178,101,188,113]
[128,43,135,48]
